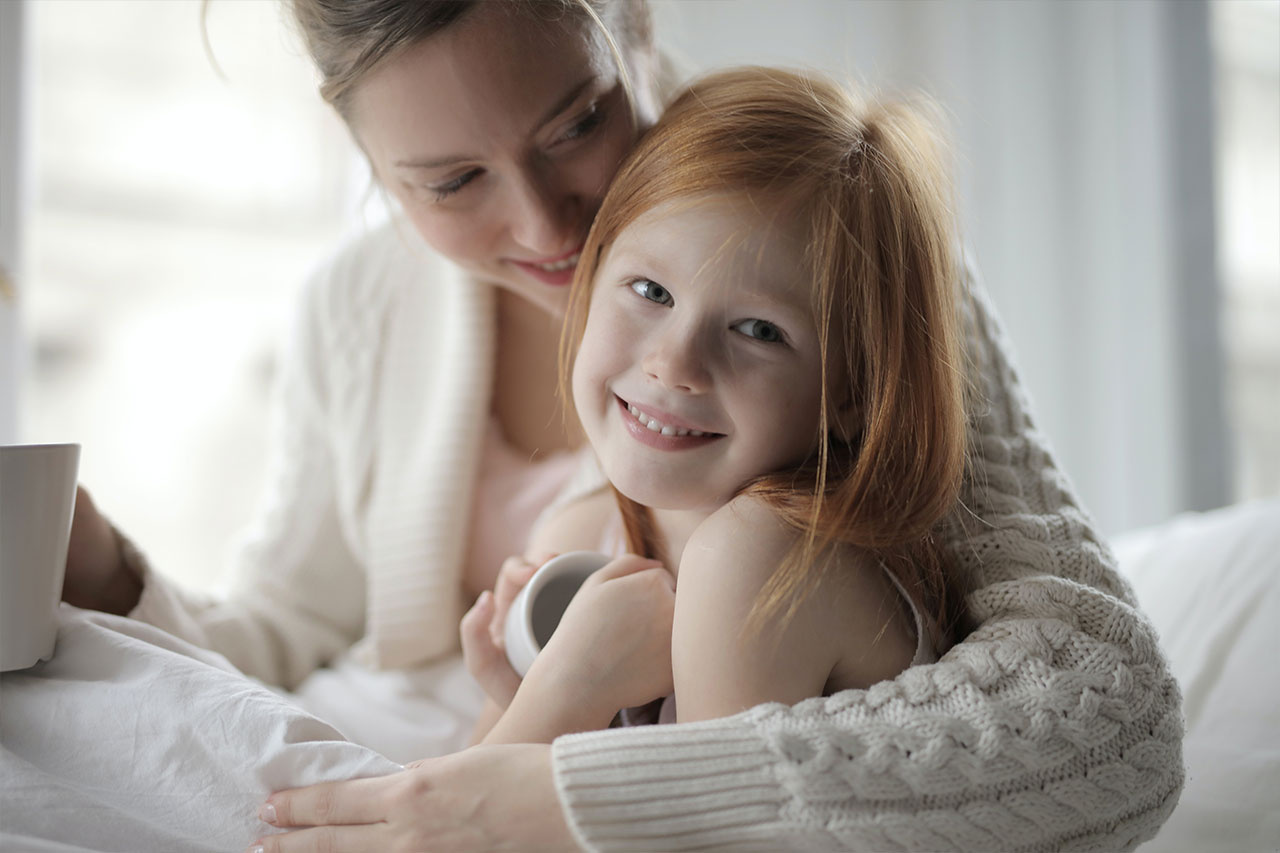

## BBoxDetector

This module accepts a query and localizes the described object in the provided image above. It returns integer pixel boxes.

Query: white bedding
[1,499,1275,852]
[1112,498,1280,853]
[0,608,401,853]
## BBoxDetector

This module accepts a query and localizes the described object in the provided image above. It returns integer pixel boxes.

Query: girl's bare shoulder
[684,494,917,692]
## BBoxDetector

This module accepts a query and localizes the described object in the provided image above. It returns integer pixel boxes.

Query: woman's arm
[257,274,1184,852]
[543,273,1184,851]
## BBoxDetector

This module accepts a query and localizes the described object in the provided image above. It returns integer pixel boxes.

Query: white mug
[504,550,611,677]
[0,443,80,671]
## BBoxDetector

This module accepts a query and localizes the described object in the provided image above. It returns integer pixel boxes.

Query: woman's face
[350,3,656,317]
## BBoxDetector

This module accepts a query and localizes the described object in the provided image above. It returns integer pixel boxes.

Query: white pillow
[1111,499,1280,853]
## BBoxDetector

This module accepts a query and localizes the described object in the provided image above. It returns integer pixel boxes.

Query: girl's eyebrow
[393,78,598,171]
[607,245,676,283]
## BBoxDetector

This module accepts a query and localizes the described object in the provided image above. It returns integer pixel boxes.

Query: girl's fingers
[593,554,667,583]
[490,556,540,643]
[461,590,494,639]
[460,591,521,705]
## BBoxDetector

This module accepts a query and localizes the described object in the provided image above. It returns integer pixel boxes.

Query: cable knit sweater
[550,277,1185,851]
[128,218,1182,849]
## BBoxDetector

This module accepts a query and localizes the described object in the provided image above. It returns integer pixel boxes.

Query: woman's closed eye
[732,318,786,344]
[630,279,673,306]
[559,102,607,143]
[429,168,483,201]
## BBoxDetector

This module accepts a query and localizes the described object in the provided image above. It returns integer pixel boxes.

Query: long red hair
[561,67,970,643]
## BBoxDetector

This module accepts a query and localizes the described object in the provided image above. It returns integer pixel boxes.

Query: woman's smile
[509,246,585,286]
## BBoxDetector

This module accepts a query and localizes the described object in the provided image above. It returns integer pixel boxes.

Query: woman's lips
[615,396,722,451]
[510,247,582,286]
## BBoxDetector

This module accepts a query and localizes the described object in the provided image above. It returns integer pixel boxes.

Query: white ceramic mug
[0,443,80,671]
[504,550,611,677]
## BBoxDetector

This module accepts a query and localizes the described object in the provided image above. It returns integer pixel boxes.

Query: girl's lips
[615,396,723,451]
[510,247,583,287]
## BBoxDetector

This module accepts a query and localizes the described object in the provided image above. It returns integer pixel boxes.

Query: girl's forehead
[609,194,814,306]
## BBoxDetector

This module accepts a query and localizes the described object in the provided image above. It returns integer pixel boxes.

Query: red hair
[561,67,970,643]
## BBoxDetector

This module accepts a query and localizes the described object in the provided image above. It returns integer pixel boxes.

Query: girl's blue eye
[431,169,481,201]
[733,318,784,343]
[630,279,672,305]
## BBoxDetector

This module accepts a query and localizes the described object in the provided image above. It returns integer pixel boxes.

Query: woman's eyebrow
[393,77,598,171]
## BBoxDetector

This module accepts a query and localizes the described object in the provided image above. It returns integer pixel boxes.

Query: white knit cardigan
[549,280,1185,851]
[131,221,499,684]
[129,221,1183,850]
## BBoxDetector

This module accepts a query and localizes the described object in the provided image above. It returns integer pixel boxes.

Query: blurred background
[1,0,1276,592]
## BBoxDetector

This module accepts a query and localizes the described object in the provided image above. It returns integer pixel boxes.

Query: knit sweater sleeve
[550,272,1185,852]
[126,241,370,690]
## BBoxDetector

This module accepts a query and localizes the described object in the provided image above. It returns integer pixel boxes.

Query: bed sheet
[1112,498,1280,853]
[0,606,402,853]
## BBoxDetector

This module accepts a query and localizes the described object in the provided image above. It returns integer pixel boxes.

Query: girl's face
[350,3,656,317]
[572,196,830,514]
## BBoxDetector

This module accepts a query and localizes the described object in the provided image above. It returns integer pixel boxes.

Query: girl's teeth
[626,403,706,437]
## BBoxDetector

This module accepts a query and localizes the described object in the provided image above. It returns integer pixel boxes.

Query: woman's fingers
[249,824,386,853]
[261,775,391,828]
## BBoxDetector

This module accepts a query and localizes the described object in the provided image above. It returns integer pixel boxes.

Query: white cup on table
[504,550,611,677]
[0,443,80,671]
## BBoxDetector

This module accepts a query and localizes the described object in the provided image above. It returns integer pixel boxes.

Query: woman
[63,1,1183,850]
[65,0,671,760]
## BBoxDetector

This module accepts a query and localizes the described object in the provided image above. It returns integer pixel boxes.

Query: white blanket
[0,607,402,853]
[4,500,1276,851]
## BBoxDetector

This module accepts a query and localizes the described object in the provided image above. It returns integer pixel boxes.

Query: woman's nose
[642,329,712,394]
[508,166,582,256]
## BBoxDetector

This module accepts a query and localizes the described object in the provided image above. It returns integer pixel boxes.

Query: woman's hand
[460,553,550,708]
[249,744,578,853]
[483,554,676,743]
[61,486,142,615]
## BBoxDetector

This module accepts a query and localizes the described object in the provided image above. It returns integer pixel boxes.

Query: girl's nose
[508,166,582,257]
[642,330,712,394]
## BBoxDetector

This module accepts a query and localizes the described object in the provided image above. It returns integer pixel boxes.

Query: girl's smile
[615,395,725,448]
[573,195,829,515]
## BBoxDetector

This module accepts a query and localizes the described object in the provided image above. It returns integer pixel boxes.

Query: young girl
[462,65,969,738]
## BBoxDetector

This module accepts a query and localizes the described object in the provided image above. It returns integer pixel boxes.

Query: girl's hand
[541,554,677,712]
[61,486,142,615]
[484,554,676,742]
[249,744,578,853]
[460,554,551,708]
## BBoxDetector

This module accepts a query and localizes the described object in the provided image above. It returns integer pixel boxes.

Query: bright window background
[22,0,364,590]
[1213,1,1280,502]
[17,0,1279,593]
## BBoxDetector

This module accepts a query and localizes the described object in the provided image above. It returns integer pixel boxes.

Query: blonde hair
[560,67,970,644]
